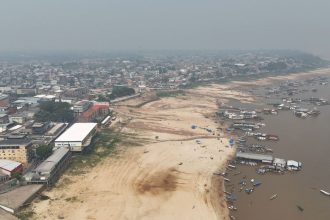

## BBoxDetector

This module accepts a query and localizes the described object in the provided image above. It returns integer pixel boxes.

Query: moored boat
[320,190,330,196]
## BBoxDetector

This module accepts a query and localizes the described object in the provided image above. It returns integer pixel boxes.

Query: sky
[1,0,330,58]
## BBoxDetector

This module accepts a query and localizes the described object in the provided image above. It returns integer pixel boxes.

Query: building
[287,160,302,171]
[73,100,92,115]
[45,123,67,137]
[54,123,97,152]
[0,159,23,176]
[78,102,110,122]
[236,152,273,164]
[273,158,286,170]
[16,87,37,96]
[25,147,70,185]
[0,94,9,107]
[9,114,26,124]
[31,122,50,135]
[0,136,33,165]
[0,114,9,124]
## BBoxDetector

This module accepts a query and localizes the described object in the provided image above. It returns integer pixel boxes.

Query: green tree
[109,86,135,100]
[36,144,53,159]
[35,101,74,122]
[96,94,108,102]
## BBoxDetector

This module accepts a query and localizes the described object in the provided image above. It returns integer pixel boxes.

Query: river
[225,76,330,220]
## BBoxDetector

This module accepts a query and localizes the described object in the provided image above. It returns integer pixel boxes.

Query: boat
[267,134,279,141]
[253,181,262,187]
[270,194,278,200]
[245,188,254,194]
[224,178,231,182]
[228,205,238,211]
[320,190,330,196]
[297,205,304,212]
[228,164,236,169]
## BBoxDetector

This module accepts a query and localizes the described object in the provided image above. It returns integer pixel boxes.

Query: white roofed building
[54,123,97,152]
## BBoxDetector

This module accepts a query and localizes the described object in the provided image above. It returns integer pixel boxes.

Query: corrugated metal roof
[55,123,97,142]
[0,159,21,172]
[236,152,273,161]
[35,147,69,173]
[274,158,286,165]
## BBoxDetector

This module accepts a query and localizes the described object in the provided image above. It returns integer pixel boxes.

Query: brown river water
[224,77,330,220]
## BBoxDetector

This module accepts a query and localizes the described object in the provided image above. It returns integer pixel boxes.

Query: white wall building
[54,123,97,152]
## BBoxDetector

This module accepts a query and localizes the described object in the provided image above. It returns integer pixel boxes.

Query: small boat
[253,181,262,187]
[245,188,254,194]
[233,171,241,176]
[270,194,278,200]
[228,205,238,211]
[320,190,330,196]
[228,165,236,169]
[297,205,304,212]
[224,178,231,182]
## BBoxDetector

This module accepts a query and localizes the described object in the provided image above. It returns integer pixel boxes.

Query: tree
[36,144,53,159]
[96,94,108,102]
[109,86,135,100]
[35,101,74,122]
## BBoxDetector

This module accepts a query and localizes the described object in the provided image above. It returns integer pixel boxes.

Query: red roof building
[78,103,110,122]
[0,159,23,176]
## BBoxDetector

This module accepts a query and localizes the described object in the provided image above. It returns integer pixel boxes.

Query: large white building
[54,123,97,152]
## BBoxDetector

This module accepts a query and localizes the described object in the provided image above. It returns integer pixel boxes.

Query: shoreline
[27,67,330,220]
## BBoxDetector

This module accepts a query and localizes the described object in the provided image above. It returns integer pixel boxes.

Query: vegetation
[16,209,35,220]
[36,144,53,159]
[109,85,135,100]
[11,172,22,180]
[156,90,185,97]
[68,130,121,173]
[35,101,74,122]
[96,94,108,102]
[68,129,148,175]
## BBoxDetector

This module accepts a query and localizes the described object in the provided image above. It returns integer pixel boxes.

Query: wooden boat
[320,190,330,196]
[224,178,231,182]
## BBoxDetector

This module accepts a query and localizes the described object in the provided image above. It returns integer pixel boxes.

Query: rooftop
[236,152,273,162]
[0,137,31,146]
[35,147,70,173]
[0,159,21,172]
[55,123,97,142]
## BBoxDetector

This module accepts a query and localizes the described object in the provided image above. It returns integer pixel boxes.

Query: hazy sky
[1,0,330,58]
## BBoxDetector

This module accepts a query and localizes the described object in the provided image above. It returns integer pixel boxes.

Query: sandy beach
[30,67,330,220]
[31,87,240,220]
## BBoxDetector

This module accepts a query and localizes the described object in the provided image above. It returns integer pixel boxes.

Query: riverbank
[27,67,330,220]
[30,87,239,220]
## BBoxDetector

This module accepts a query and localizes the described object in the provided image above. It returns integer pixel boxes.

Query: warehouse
[25,147,71,185]
[54,123,97,152]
